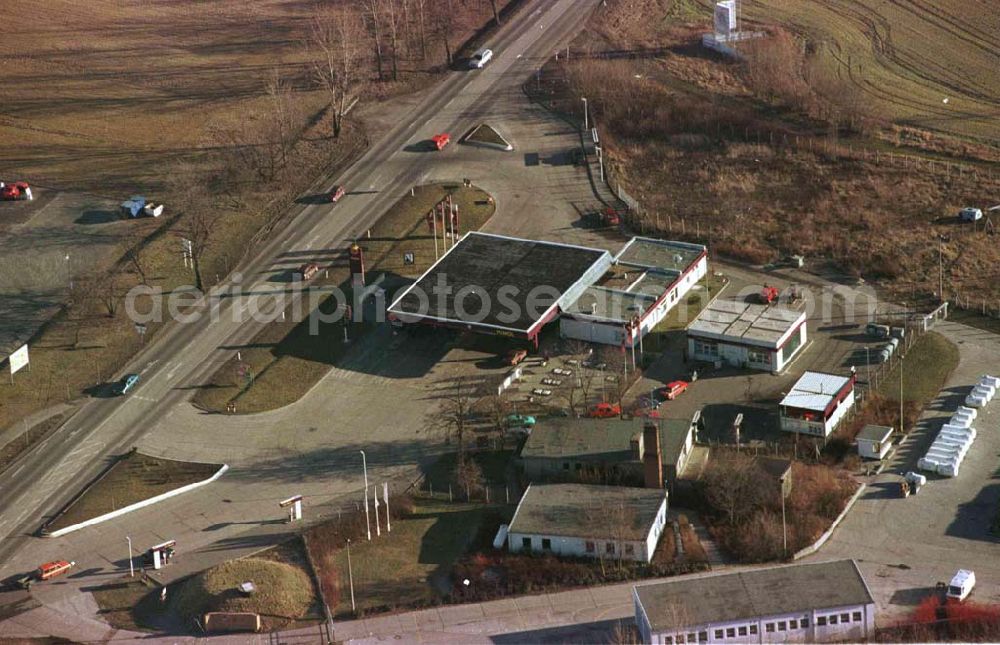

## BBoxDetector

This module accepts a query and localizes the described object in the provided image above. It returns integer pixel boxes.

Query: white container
[980,375,1000,389]
[966,394,987,408]
[937,460,960,477]
[972,384,996,398]
[939,426,974,441]
[918,457,941,472]
[948,415,973,429]
[931,441,968,458]
[956,406,978,419]
[905,472,927,487]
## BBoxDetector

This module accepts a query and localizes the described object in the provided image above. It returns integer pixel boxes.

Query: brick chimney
[643,421,663,489]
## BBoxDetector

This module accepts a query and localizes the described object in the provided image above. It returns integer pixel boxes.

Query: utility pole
[899,354,904,435]
[582,97,588,130]
[360,450,371,540]
[780,474,787,557]
[346,539,356,613]
[126,536,134,577]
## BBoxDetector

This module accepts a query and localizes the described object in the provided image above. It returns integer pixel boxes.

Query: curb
[44,463,229,538]
[792,482,866,560]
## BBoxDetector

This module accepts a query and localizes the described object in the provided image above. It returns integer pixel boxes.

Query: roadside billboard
[8,343,28,376]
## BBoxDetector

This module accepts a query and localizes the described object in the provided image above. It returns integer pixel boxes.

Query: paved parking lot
[0,188,123,351]
[625,261,882,442]
[804,319,1000,619]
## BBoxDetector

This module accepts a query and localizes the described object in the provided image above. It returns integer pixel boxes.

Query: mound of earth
[174,558,314,629]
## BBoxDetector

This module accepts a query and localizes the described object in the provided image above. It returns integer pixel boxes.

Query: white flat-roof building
[779,371,856,438]
[560,238,708,349]
[857,425,894,460]
[633,559,876,644]
[687,300,806,373]
[507,483,668,563]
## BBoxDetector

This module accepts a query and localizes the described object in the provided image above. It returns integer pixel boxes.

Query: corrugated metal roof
[688,299,805,349]
[780,371,852,412]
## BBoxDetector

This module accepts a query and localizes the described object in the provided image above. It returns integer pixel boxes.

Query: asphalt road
[0,0,603,571]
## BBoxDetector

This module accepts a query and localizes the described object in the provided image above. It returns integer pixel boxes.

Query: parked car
[505,348,527,366]
[506,414,536,428]
[118,374,140,395]
[588,402,622,418]
[958,207,983,222]
[468,48,494,69]
[661,380,689,400]
[296,263,320,280]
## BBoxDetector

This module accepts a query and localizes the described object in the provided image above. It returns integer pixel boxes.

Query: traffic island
[42,450,225,537]
[462,123,514,151]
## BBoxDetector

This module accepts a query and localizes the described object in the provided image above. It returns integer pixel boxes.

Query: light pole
[360,450,371,541]
[126,536,134,577]
[346,538,356,613]
[582,97,588,130]
[65,253,72,290]
[780,474,787,557]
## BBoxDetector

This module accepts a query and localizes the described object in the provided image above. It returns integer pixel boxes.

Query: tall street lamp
[582,97,588,130]
[126,536,134,577]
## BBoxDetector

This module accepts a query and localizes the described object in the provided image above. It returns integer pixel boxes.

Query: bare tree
[454,453,484,500]
[487,392,511,442]
[182,209,217,292]
[429,378,475,453]
[264,68,295,166]
[412,0,428,59]
[123,231,149,285]
[701,451,772,526]
[311,8,364,138]
[362,0,386,82]
[384,0,402,81]
[432,0,455,67]
[485,0,500,26]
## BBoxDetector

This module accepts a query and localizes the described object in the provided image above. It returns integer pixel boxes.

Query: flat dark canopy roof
[388,232,610,335]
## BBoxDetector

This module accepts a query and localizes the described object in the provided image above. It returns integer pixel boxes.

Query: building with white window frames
[779,371,856,438]
[687,299,807,373]
[506,483,668,563]
[857,424,894,460]
[633,559,875,644]
[561,238,708,349]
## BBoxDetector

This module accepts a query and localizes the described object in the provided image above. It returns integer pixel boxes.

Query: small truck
[1,180,33,201]
[120,195,164,218]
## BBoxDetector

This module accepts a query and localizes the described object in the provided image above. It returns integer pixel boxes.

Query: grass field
[0,0,518,435]
[192,184,496,414]
[559,0,1000,310]
[313,498,501,616]
[46,451,221,532]
[654,0,1000,147]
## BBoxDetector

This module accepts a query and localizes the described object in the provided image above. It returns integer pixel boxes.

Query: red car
[296,263,320,280]
[1,181,32,201]
[329,185,346,203]
[588,402,622,418]
[661,380,689,400]
[505,349,527,366]
[431,133,451,150]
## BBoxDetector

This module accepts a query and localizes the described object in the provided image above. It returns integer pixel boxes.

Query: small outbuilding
[857,425,894,460]
[507,483,668,563]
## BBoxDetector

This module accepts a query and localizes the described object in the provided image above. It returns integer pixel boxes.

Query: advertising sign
[8,343,28,376]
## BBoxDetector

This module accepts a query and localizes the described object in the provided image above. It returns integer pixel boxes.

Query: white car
[469,48,493,69]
